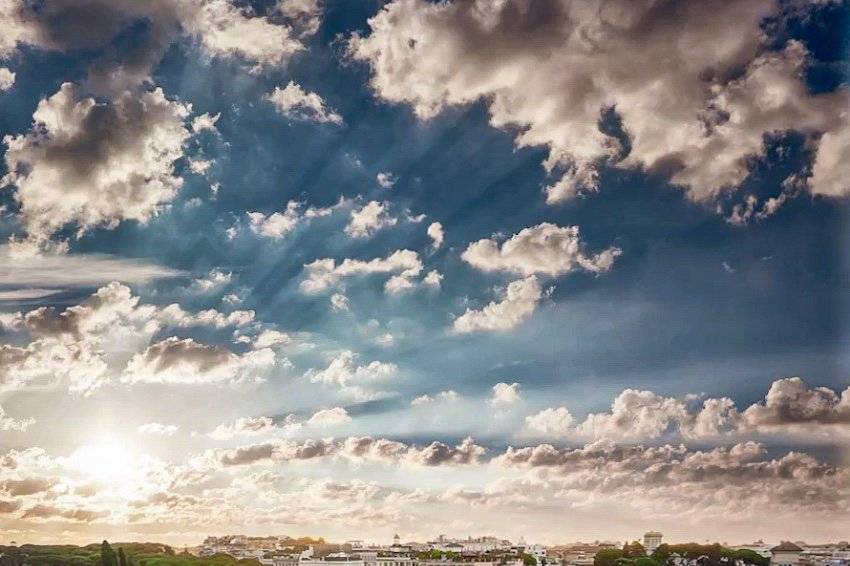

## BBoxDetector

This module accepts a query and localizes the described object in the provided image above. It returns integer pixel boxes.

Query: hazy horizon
[0,0,848,548]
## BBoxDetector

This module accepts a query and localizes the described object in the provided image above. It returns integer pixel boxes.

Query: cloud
[137,422,179,436]
[453,276,542,333]
[350,0,850,207]
[345,201,397,239]
[0,68,14,91]
[2,83,191,247]
[1,477,55,496]
[376,172,396,189]
[307,407,352,427]
[0,405,35,432]
[246,200,334,240]
[462,223,621,277]
[208,416,286,440]
[123,337,276,386]
[489,382,522,407]
[300,249,425,294]
[330,293,350,311]
[190,269,232,293]
[427,222,444,250]
[191,112,221,134]
[0,246,181,292]
[0,282,266,393]
[524,377,850,442]
[525,407,574,437]
[411,390,459,406]
[305,350,397,400]
[21,504,109,522]
[267,82,343,124]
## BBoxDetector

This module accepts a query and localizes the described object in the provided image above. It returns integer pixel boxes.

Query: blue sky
[0,0,848,547]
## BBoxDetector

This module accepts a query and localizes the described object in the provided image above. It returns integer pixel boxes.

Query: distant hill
[0,543,261,566]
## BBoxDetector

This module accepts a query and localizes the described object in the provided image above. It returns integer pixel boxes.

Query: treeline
[0,542,261,566]
[594,543,769,566]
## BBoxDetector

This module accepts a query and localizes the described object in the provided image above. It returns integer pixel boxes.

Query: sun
[66,440,139,487]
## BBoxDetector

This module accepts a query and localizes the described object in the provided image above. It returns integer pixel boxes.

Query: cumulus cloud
[525,407,574,437]
[427,221,444,250]
[2,83,191,248]
[524,377,850,442]
[123,337,276,386]
[0,68,15,91]
[307,407,352,427]
[246,200,334,240]
[350,0,850,208]
[191,269,232,293]
[300,249,425,294]
[0,282,263,393]
[0,405,35,432]
[267,82,343,124]
[462,223,621,277]
[376,172,396,189]
[191,112,221,134]
[209,416,286,440]
[489,382,522,407]
[330,293,350,311]
[453,276,543,333]
[306,350,397,400]
[411,390,459,406]
[345,201,397,239]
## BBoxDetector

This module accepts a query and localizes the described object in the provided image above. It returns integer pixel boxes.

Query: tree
[101,542,118,566]
[596,549,626,566]
[634,558,662,566]
[651,545,671,564]
[521,554,537,566]
[119,548,128,566]
[624,543,646,558]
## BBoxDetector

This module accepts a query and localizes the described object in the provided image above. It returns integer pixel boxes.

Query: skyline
[0,0,849,547]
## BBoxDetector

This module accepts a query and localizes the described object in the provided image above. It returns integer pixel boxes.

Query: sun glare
[67,440,139,486]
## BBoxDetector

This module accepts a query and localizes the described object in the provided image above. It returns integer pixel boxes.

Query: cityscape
[0,0,848,558]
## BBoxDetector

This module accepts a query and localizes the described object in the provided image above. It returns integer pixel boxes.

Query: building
[771,542,803,566]
[644,533,663,555]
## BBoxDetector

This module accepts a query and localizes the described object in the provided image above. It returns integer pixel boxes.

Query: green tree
[118,548,128,566]
[624,543,646,558]
[634,558,661,566]
[595,549,626,566]
[101,542,118,566]
[521,554,537,566]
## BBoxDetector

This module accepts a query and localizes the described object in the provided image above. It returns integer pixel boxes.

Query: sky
[0,0,849,548]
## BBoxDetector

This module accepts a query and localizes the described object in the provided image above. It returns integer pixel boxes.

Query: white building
[643,533,663,555]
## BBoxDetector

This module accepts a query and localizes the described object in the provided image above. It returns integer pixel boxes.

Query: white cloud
[182,0,306,68]
[267,81,343,124]
[246,200,334,240]
[0,405,35,432]
[330,293,350,311]
[427,221,444,250]
[307,407,352,427]
[489,382,521,407]
[306,350,397,400]
[0,282,265,394]
[345,201,397,239]
[300,249,424,294]
[525,407,574,437]
[462,223,620,277]
[208,416,283,440]
[2,83,190,247]
[123,337,276,386]
[191,112,221,134]
[252,329,292,349]
[453,276,542,333]
[0,246,181,291]
[191,269,232,293]
[137,422,179,436]
[0,68,15,91]
[411,390,459,406]
[350,0,850,207]
[376,172,396,189]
